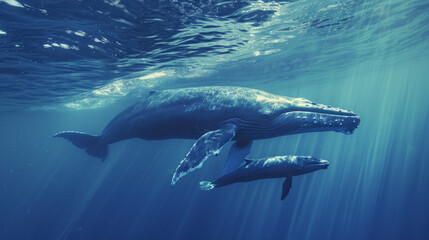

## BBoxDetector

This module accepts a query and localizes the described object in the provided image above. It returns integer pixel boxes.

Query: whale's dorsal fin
[171,123,237,186]
[281,176,293,200]
[221,140,253,176]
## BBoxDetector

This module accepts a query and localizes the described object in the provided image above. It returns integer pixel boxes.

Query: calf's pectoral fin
[221,140,253,176]
[171,124,237,186]
[281,176,293,200]
[199,181,216,191]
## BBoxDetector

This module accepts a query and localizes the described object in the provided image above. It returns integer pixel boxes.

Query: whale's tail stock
[54,131,108,161]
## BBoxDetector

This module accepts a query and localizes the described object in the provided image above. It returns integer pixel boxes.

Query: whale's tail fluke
[199,181,216,191]
[54,131,108,161]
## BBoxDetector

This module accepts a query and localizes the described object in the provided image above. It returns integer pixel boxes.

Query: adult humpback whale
[54,86,360,186]
[199,155,329,200]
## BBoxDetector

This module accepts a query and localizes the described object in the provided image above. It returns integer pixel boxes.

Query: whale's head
[271,97,360,136]
[292,156,330,175]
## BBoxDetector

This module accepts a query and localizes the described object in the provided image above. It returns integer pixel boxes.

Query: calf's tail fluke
[53,131,108,161]
[199,181,216,191]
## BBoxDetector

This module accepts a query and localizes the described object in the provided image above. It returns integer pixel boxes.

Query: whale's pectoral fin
[221,140,253,176]
[171,124,237,186]
[281,176,293,200]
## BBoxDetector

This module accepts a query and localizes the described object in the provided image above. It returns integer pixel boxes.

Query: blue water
[1,0,429,239]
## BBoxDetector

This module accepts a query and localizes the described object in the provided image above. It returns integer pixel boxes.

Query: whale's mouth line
[288,111,361,123]
[281,110,360,123]
[303,161,330,170]
[285,109,357,118]
[283,103,357,116]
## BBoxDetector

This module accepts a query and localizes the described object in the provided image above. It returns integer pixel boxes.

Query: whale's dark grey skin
[54,86,360,186]
[199,156,329,200]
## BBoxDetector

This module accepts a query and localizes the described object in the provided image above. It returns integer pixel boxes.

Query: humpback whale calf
[199,155,329,200]
[54,86,359,186]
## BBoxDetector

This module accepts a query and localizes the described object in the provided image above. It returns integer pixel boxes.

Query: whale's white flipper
[54,131,108,161]
[281,176,293,200]
[221,140,253,176]
[199,181,216,190]
[171,124,237,186]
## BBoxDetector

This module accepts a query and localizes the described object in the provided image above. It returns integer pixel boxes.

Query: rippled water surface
[1,0,428,110]
[1,0,429,239]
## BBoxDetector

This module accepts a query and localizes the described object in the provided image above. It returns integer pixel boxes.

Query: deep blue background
[1,0,429,239]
